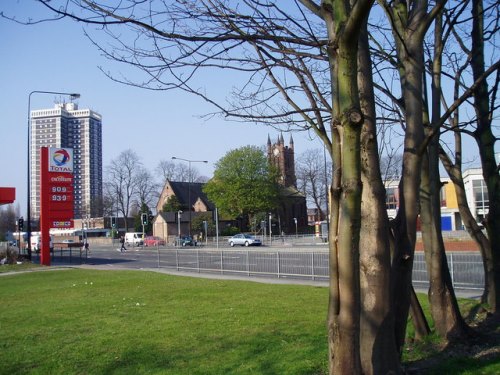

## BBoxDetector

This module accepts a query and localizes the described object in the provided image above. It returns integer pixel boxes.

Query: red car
[144,236,166,247]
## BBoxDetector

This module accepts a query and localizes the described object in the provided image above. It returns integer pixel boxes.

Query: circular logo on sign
[53,149,71,166]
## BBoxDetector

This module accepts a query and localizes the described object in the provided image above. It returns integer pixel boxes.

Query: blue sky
[0,1,322,215]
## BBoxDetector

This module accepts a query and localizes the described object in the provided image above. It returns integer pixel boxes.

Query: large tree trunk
[409,286,431,341]
[326,42,363,375]
[470,0,500,315]
[419,12,470,340]
[380,0,446,354]
[358,19,401,374]
[420,150,470,340]
[440,152,494,306]
[390,51,425,356]
[323,1,373,372]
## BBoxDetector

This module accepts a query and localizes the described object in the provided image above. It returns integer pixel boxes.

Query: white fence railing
[158,248,484,291]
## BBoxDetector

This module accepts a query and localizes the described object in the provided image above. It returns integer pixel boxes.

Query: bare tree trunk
[440,152,494,306]
[417,11,471,340]
[390,55,425,357]
[380,0,446,354]
[470,0,500,315]
[323,1,373,372]
[420,150,470,339]
[358,20,401,374]
[409,286,431,340]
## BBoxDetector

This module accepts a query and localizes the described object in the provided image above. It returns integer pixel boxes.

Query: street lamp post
[203,220,208,246]
[268,213,272,245]
[171,157,208,236]
[177,210,183,246]
[27,90,80,260]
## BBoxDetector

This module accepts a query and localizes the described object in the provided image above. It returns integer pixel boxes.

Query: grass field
[0,268,498,374]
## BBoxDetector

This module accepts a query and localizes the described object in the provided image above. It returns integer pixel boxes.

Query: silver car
[228,233,262,247]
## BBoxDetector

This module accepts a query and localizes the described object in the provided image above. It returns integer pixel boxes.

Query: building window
[386,187,398,210]
[473,179,489,221]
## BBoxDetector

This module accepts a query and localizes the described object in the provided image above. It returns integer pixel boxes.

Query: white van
[125,232,143,246]
[30,235,53,253]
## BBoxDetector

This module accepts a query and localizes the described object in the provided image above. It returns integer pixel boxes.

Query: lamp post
[171,157,208,236]
[294,217,298,238]
[268,212,272,245]
[323,145,330,237]
[177,210,183,246]
[203,220,208,246]
[27,90,80,260]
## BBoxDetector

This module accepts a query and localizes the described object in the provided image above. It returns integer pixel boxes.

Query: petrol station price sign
[50,185,73,202]
[40,147,74,265]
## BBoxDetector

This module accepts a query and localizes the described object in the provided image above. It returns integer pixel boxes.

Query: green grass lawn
[0,268,498,374]
[0,269,328,374]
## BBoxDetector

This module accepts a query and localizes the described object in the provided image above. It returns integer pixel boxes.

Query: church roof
[280,186,306,199]
[168,181,215,211]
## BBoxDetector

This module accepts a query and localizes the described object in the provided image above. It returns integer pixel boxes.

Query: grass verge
[0,267,498,374]
[0,269,328,374]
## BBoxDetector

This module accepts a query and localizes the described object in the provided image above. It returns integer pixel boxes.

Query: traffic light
[111,217,116,228]
[141,213,148,225]
[18,217,24,231]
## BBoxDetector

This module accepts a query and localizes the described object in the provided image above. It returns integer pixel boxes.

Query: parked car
[228,233,261,247]
[179,235,196,246]
[144,236,166,247]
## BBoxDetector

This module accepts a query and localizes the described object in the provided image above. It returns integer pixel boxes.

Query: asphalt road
[30,243,483,299]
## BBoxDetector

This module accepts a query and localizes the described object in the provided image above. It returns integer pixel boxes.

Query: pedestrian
[119,236,126,252]
[84,240,90,255]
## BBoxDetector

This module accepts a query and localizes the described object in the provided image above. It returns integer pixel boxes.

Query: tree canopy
[161,195,182,213]
[203,146,280,223]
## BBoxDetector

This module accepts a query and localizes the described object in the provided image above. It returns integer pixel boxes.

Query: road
[33,242,483,299]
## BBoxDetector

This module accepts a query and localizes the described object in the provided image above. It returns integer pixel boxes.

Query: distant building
[267,133,296,187]
[156,180,214,215]
[463,168,490,225]
[30,102,103,222]
[385,168,489,230]
[267,134,308,233]
[307,208,322,226]
[154,180,217,242]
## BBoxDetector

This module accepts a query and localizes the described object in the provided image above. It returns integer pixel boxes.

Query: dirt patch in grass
[404,310,500,374]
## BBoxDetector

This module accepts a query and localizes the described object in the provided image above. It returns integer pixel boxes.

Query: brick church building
[267,134,308,233]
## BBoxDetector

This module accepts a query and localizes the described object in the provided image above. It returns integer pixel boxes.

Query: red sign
[40,147,75,265]
[0,187,15,205]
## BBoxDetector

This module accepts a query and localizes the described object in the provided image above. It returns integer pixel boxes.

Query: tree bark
[415,11,470,340]
[358,19,401,374]
[323,1,373,372]
[440,152,494,306]
[409,286,430,341]
[420,150,470,340]
[470,0,500,315]
[380,0,446,354]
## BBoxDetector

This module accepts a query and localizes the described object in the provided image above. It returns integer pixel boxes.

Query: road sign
[40,147,74,265]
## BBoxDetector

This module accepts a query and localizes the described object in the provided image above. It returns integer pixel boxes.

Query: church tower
[267,133,296,188]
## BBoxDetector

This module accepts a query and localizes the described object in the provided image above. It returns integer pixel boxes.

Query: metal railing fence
[158,248,484,291]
